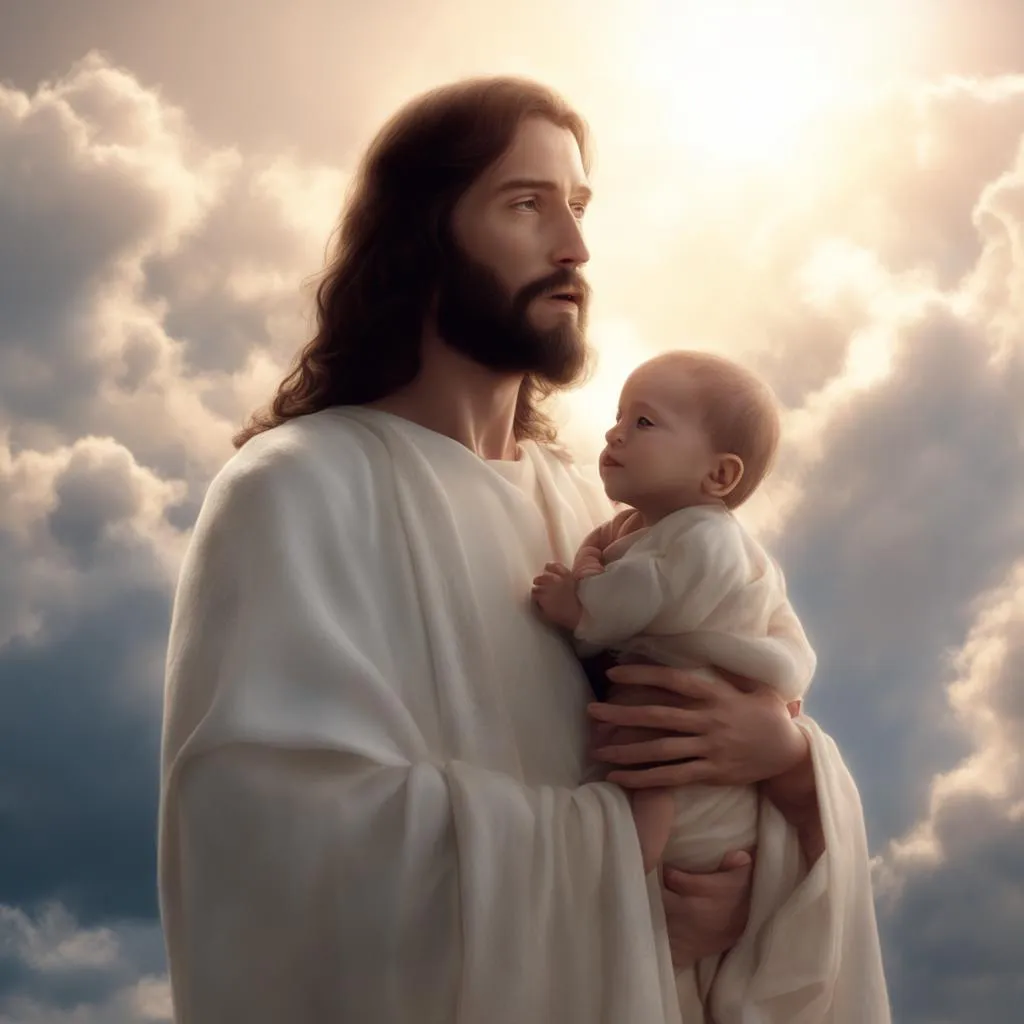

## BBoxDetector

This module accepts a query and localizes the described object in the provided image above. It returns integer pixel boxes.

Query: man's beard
[434,244,591,387]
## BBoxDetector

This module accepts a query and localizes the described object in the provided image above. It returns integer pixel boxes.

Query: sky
[1,0,1023,1020]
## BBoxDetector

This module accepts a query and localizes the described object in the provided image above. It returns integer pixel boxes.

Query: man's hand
[662,850,754,969]
[588,663,825,864]
[587,664,809,789]
[531,562,584,631]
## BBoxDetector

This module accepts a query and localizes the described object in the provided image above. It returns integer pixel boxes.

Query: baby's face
[599,361,718,515]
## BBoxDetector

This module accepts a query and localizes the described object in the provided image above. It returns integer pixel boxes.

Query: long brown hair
[233,77,592,449]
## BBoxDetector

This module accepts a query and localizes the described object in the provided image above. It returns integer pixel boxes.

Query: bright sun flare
[636,1,885,168]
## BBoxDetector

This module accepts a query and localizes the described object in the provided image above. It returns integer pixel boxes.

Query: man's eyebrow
[494,178,593,202]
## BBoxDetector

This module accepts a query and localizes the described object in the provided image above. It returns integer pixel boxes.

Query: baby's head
[599,350,780,518]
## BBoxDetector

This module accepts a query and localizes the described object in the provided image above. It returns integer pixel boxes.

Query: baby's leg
[629,788,675,873]
[663,783,759,872]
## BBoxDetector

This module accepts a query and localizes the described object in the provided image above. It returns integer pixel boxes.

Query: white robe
[157,406,890,1023]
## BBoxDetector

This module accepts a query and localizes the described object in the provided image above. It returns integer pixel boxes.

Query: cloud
[911,0,1024,78]
[0,52,347,485]
[0,904,169,1024]
[870,560,1024,1023]
[0,433,185,924]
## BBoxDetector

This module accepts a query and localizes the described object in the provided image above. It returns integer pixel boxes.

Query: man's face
[439,116,593,384]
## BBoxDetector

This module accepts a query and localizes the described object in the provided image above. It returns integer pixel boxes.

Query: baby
[532,349,816,1006]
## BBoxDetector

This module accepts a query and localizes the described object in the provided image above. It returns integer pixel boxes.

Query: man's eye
[637,416,654,428]
[514,198,539,211]
[571,203,587,219]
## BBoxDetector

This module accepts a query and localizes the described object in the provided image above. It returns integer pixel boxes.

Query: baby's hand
[531,562,584,631]
[573,549,606,580]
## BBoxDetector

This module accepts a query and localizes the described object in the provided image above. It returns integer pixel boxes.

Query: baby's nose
[604,425,621,444]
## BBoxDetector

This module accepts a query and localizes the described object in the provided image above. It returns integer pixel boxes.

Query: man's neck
[367,332,523,461]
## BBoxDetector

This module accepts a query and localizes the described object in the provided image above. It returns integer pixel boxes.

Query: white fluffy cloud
[0,52,347,483]
[0,434,188,650]
[0,904,169,1024]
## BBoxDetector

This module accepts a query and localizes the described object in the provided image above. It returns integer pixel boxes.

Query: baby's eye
[636,416,654,428]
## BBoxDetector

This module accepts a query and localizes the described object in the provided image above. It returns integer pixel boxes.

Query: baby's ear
[704,454,744,498]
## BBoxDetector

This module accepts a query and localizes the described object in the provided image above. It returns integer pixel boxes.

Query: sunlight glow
[634,0,890,169]
[558,320,654,465]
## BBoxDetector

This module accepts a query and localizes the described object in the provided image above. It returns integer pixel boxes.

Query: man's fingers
[607,760,714,788]
[662,853,754,897]
[605,663,726,701]
[587,701,708,733]
[594,735,709,765]
[717,849,753,871]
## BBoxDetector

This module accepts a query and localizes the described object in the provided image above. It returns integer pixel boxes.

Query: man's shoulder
[206,410,381,518]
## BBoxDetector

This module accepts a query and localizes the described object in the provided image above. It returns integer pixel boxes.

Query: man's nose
[552,208,590,268]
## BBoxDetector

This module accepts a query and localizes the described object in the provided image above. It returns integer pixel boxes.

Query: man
[158,78,888,1022]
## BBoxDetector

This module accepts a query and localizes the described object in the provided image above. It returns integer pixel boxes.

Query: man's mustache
[517,269,591,308]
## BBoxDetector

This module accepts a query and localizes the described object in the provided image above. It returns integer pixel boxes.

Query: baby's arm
[535,512,641,629]
[532,562,585,631]
[572,508,642,580]
[573,546,606,580]
[575,554,670,647]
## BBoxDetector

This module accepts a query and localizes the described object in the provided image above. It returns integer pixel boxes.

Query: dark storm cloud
[0,440,185,924]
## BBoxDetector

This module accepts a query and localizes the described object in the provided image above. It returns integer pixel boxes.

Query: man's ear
[703,454,744,500]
